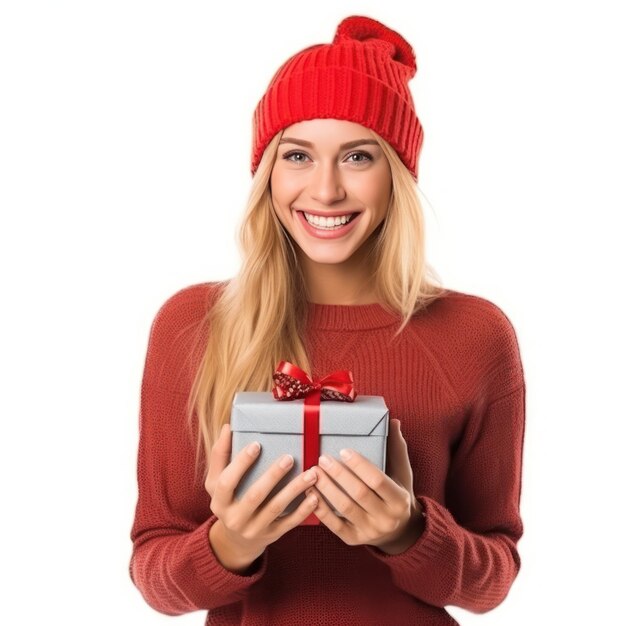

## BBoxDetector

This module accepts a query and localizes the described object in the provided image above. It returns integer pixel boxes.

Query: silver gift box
[229,391,389,518]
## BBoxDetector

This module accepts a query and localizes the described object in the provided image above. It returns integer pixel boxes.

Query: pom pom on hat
[333,14,417,77]
[251,15,424,181]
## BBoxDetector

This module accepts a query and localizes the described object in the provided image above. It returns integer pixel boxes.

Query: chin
[301,249,356,265]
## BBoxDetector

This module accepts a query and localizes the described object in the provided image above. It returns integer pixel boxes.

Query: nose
[309,161,346,205]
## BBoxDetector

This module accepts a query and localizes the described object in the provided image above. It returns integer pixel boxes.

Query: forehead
[281,118,376,143]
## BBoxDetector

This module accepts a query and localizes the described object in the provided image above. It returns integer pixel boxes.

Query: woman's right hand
[205,422,319,567]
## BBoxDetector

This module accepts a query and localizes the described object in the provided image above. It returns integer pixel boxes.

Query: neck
[298,241,379,305]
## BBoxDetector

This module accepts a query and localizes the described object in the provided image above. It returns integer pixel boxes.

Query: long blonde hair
[185,127,449,483]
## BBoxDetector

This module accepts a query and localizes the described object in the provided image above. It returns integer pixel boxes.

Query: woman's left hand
[305,418,426,554]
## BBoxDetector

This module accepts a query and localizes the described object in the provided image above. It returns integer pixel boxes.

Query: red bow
[272,361,356,524]
[272,360,356,403]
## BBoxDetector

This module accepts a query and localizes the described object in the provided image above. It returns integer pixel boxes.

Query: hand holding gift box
[229,361,389,526]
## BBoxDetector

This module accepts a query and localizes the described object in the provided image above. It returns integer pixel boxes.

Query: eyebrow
[279,137,379,150]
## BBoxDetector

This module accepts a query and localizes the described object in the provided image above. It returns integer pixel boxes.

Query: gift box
[229,387,389,524]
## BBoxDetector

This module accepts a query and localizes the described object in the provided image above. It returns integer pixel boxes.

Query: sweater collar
[305,300,403,331]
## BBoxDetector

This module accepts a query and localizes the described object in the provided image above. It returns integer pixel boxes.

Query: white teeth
[303,212,356,228]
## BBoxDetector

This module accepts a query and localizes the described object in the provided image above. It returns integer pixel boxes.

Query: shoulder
[429,288,521,345]
[141,280,228,391]
[416,288,525,402]
[149,281,226,332]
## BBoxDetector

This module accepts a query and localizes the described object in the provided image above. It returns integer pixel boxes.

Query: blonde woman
[129,14,526,625]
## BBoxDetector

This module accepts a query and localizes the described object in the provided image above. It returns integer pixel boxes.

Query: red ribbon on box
[271,360,357,474]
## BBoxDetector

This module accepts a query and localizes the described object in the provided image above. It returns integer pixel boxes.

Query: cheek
[271,166,302,204]
[364,173,392,216]
[270,168,285,196]
[376,168,393,207]
[270,175,293,229]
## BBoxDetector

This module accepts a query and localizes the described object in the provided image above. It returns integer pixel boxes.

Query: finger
[314,460,373,520]
[324,450,405,508]
[258,467,320,528]
[304,485,345,535]
[271,485,320,534]
[386,419,414,491]
[214,439,264,504]
[243,456,318,522]
[205,423,232,494]
[210,423,231,463]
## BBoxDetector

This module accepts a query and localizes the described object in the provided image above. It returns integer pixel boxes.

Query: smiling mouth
[294,209,363,238]
[297,210,360,229]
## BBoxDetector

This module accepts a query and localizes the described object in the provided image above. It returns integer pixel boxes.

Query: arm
[363,384,526,613]
[128,287,269,615]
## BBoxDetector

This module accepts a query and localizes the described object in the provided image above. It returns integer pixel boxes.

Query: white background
[1,0,624,624]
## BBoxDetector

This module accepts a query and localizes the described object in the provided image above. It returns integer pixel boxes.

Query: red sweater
[129,281,526,625]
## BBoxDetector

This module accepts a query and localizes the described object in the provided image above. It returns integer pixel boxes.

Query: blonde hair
[186,128,449,483]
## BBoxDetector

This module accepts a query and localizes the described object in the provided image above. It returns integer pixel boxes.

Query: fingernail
[279,454,293,468]
[339,449,353,461]
[318,455,332,468]
[246,441,260,456]
[303,468,317,481]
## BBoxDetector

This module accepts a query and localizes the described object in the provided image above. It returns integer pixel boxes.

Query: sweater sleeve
[363,383,526,613]
[128,285,269,615]
[366,388,525,613]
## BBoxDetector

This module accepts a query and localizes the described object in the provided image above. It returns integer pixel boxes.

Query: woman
[129,14,526,625]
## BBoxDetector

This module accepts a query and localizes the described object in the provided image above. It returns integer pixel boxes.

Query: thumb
[205,423,232,495]
[387,419,413,491]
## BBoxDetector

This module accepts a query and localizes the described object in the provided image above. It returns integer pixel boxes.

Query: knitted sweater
[129,281,526,625]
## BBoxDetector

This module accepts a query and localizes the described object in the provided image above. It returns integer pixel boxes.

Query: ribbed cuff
[188,514,269,595]
[364,495,521,611]
[363,495,452,572]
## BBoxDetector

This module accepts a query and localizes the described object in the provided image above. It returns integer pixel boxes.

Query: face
[269,118,392,268]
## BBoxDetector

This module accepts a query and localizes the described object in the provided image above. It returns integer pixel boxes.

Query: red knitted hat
[251,15,424,181]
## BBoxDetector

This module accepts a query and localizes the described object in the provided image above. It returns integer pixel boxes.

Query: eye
[346,151,373,164]
[282,150,310,163]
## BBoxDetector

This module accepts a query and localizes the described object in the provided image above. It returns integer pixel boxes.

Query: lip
[295,210,362,240]
[297,208,362,218]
